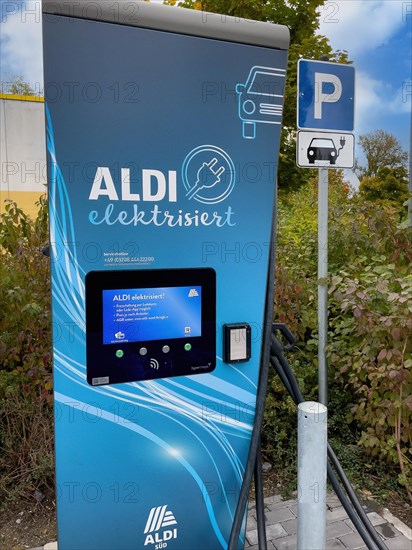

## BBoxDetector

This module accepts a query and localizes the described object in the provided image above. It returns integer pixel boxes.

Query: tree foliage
[355,130,408,180]
[165,0,350,191]
[356,130,409,207]
[3,75,35,96]
[359,166,410,208]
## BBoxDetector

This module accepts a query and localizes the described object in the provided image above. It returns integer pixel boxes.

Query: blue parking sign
[298,59,355,131]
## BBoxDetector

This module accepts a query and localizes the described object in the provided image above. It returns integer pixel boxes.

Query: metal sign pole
[297,57,355,408]
[318,166,328,406]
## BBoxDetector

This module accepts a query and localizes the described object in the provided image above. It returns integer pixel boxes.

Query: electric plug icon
[186,158,225,199]
[336,136,347,159]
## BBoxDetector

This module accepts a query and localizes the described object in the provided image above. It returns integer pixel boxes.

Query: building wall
[0,94,47,218]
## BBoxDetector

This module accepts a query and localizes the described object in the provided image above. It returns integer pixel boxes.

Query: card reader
[223,323,251,363]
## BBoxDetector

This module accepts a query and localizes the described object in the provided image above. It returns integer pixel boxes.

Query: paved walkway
[33,492,412,550]
[245,493,412,550]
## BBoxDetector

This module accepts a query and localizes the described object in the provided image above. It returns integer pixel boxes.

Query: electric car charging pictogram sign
[297,59,355,132]
[297,131,354,168]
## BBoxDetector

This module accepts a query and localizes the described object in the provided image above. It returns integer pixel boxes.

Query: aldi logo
[144,505,178,547]
[188,288,199,297]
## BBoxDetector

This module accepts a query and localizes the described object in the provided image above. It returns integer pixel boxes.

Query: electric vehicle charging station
[42,2,289,548]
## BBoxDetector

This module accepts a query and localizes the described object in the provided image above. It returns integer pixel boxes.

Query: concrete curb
[380,507,412,541]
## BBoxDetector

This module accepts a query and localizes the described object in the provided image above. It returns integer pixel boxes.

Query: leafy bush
[274,172,351,341]
[0,198,54,501]
[265,180,412,502]
[329,248,412,500]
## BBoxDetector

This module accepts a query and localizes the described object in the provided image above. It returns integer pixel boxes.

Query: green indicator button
[115,350,124,358]
[184,343,192,352]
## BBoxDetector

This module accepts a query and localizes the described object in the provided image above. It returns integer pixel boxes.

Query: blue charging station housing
[43,2,289,548]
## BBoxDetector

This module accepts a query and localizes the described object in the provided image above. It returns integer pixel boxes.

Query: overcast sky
[1,0,411,176]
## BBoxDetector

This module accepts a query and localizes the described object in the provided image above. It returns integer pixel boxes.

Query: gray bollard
[297,401,328,550]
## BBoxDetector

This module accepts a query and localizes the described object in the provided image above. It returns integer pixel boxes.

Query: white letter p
[314,72,342,120]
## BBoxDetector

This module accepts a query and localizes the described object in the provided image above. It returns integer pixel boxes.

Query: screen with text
[102,286,202,344]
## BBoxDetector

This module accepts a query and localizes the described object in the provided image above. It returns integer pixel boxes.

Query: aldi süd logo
[144,505,178,547]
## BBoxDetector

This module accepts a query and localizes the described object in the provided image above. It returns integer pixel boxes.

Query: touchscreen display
[102,286,202,344]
